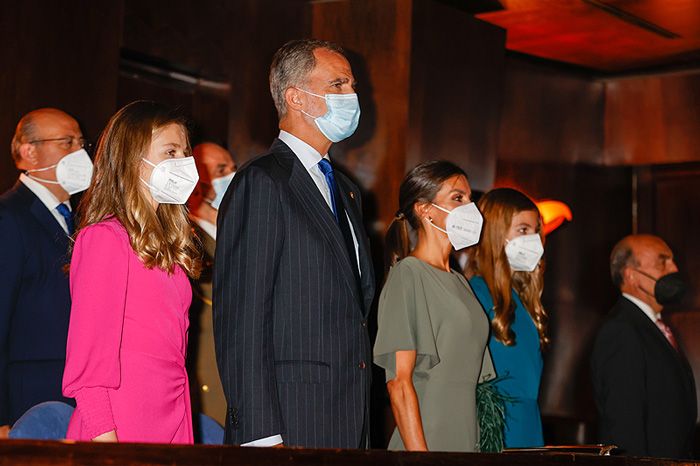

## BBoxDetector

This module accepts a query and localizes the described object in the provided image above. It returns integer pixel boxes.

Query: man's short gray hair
[269,39,346,119]
[610,237,639,289]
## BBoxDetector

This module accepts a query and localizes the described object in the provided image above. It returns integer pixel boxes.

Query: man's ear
[18,143,38,167]
[623,267,634,287]
[284,87,304,113]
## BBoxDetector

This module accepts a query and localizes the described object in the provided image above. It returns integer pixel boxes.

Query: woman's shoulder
[468,275,488,294]
[76,217,128,245]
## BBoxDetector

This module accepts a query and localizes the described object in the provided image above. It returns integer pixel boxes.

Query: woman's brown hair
[467,188,548,348]
[384,160,468,271]
[75,100,201,278]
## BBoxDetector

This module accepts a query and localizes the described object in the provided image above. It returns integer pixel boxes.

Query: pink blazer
[62,218,193,443]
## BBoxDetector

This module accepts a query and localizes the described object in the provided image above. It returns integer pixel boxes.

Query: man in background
[187,141,236,426]
[0,108,92,434]
[591,234,696,458]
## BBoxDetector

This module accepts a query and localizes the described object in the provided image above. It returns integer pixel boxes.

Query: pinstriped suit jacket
[213,139,375,448]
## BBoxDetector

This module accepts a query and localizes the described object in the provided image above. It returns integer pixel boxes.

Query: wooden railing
[1,439,697,466]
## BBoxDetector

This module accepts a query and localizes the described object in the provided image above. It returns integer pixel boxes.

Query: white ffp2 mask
[505,234,544,272]
[26,148,94,195]
[428,202,483,250]
[141,157,199,205]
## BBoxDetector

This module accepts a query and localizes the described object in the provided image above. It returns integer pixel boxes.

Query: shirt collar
[622,292,659,323]
[278,130,329,171]
[19,173,69,212]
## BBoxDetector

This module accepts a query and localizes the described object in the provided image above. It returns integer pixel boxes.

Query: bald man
[0,108,91,432]
[591,235,696,458]
[187,142,236,426]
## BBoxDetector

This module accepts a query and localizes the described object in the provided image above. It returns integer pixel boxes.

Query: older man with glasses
[0,108,93,436]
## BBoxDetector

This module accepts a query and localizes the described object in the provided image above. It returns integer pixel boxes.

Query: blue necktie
[56,203,74,235]
[317,159,360,284]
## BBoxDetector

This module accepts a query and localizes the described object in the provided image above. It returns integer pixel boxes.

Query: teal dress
[469,276,544,448]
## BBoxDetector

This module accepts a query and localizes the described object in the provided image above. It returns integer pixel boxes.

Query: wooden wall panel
[310,0,413,232]
[498,56,605,166]
[0,0,123,192]
[636,162,700,421]
[603,71,700,165]
[122,0,309,163]
[408,0,505,194]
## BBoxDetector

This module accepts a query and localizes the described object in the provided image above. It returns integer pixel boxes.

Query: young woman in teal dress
[467,187,548,448]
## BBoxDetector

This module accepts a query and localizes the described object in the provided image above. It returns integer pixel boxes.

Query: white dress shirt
[278,130,361,274]
[622,292,659,323]
[241,132,363,448]
[19,173,72,235]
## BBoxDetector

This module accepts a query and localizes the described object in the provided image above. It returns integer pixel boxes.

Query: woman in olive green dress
[374,160,495,452]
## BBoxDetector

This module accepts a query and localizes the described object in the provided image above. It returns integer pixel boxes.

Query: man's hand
[0,425,10,439]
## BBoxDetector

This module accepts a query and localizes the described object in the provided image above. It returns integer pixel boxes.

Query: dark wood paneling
[408,0,505,195]
[494,161,633,420]
[498,56,604,165]
[310,0,413,231]
[636,162,700,421]
[0,1,123,192]
[121,0,309,162]
[603,71,700,165]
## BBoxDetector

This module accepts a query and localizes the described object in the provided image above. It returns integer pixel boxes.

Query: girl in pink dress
[62,101,202,443]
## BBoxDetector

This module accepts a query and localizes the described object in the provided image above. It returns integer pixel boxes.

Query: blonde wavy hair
[467,188,548,348]
[75,100,201,278]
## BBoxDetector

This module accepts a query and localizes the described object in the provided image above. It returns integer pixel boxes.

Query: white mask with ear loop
[25,148,94,194]
[140,157,199,205]
[505,234,544,272]
[427,202,483,250]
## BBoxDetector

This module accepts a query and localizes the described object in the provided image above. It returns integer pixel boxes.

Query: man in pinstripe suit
[213,39,375,449]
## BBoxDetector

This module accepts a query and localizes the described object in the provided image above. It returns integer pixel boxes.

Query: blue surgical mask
[297,88,361,142]
[208,172,235,210]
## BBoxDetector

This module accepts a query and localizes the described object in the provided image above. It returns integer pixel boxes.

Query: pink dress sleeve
[62,221,129,439]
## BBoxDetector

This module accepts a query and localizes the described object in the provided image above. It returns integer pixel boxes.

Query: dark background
[2,0,698,448]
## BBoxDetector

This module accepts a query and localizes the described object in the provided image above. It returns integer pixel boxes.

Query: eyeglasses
[29,136,92,152]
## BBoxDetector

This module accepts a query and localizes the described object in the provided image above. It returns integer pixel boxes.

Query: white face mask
[505,233,544,272]
[140,157,199,205]
[208,171,235,210]
[428,202,483,250]
[26,148,94,195]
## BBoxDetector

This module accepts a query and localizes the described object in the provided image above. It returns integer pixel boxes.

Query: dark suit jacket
[591,296,697,458]
[0,182,73,424]
[213,139,375,448]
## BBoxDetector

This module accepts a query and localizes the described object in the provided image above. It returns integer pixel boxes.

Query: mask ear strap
[634,268,658,282]
[430,203,451,214]
[26,163,58,173]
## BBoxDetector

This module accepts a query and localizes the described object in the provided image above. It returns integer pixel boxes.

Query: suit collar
[616,297,692,367]
[274,139,366,312]
[335,175,375,316]
[23,185,71,252]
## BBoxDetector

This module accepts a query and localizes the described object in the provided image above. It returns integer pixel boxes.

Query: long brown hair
[76,100,201,278]
[384,160,468,271]
[467,188,548,348]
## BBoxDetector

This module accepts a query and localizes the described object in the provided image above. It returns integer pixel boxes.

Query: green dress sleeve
[373,260,440,382]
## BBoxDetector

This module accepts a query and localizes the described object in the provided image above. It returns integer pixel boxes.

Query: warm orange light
[536,200,573,235]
